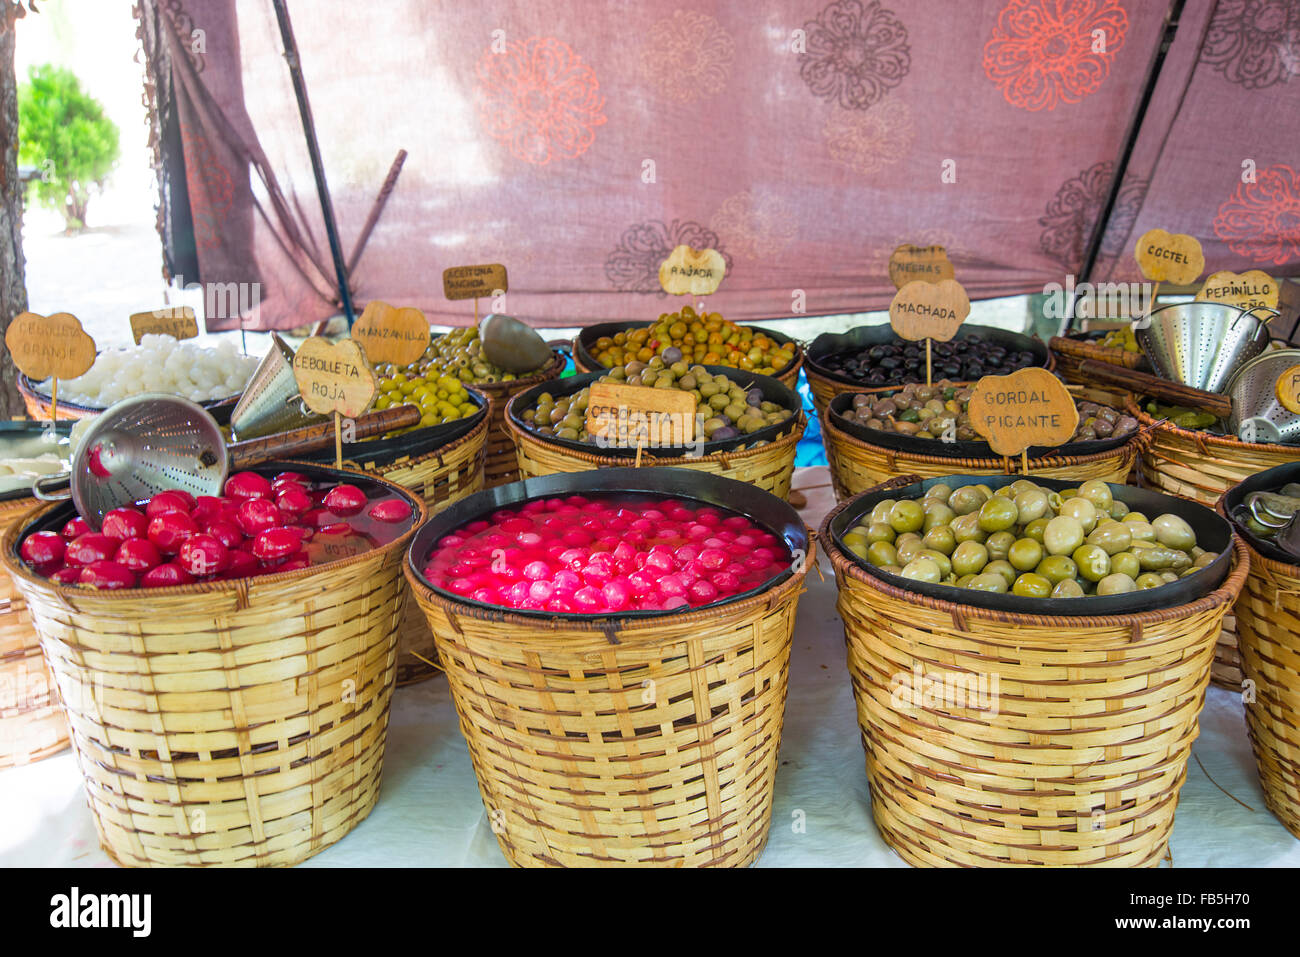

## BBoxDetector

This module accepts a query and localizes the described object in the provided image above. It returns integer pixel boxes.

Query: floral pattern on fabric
[640,10,736,102]
[1200,0,1300,89]
[823,99,914,175]
[1038,161,1147,269]
[799,0,911,110]
[709,191,800,260]
[1214,163,1300,265]
[605,220,732,294]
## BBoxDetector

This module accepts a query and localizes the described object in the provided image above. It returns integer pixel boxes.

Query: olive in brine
[978,497,1019,533]
[1012,573,1052,598]
[1152,514,1196,551]
[951,540,989,576]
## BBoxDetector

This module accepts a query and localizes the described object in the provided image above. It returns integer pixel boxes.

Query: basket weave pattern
[1,492,424,867]
[1130,400,1300,690]
[822,412,1139,502]
[507,410,806,501]
[821,492,1248,867]
[480,352,567,488]
[0,497,69,767]
[1232,543,1300,839]
[405,560,812,867]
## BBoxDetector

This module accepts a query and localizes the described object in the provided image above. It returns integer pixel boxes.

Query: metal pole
[271,0,356,327]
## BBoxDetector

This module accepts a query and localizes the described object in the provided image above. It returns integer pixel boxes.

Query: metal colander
[1136,302,1273,393]
[1225,348,1300,445]
[230,333,324,439]
[34,394,227,529]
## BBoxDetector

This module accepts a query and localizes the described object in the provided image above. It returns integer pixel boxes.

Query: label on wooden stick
[1276,364,1300,416]
[352,300,430,366]
[1135,228,1205,286]
[130,306,198,344]
[1195,270,1278,312]
[889,279,970,342]
[443,263,508,300]
[585,381,696,447]
[888,244,954,290]
[967,368,1079,457]
[658,245,725,296]
[4,311,96,381]
[292,337,376,419]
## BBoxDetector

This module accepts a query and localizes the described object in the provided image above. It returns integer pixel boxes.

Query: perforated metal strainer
[1225,348,1300,445]
[1136,302,1273,393]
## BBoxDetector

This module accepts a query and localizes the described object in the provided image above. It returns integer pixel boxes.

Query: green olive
[986,531,1016,561]
[950,514,983,544]
[1096,573,1137,596]
[866,541,898,567]
[1126,521,1156,543]
[1109,551,1140,579]
[951,540,990,577]
[870,500,896,525]
[985,560,1017,588]
[1135,572,1165,589]
[1109,500,1130,520]
[922,501,957,531]
[1035,554,1077,584]
[1077,479,1113,514]
[1012,572,1052,598]
[922,525,957,556]
[927,483,953,503]
[1123,511,1150,524]
[968,572,1008,593]
[901,557,942,583]
[949,486,988,516]
[866,522,896,544]
[1023,517,1050,545]
[1086,523,1132,556]
[1137,546,1182,571]
[1044,516,1085,556]
[1014,489,1050,523]
[1059,497,1098,534]
[1072,544,1111,582]
[978,497,1019,533]
[889,500,926,534]
[1008,537,1044,572]
[1051,579,1085,598]
[1152,514,1196,550]
[895,534,925,565]
[921,549,953,578]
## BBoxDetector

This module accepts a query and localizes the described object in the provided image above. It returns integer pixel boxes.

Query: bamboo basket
[506,410,806,501]
[1231,538,1300,839]
[0,466,425,867]
[17,374,240,424]
[336,409,490,686]
[822,392,1142,502]
[403,468,813,866]
[1129,398,1300,690]
[478,351,567,489]
[821,476,1249,867]
[0,495,68,767]
[1050,334,1148,385]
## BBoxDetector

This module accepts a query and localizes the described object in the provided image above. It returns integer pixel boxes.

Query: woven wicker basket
[0,465,425,867]
[1129,398,1300,690]
[404,469,813,866]
[821,476,1248,867]
[1229,537,1300,839]
[0,495,68,767]
[334,408,490,686]
[822,391,1141,502]
[17,374,240,424]
[474,351,567,489]
[506,408,806,501]
[572,321,805,390]
[1050,335,1148,383]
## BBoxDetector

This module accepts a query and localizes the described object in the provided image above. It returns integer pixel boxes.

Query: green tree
[17,64,119,232]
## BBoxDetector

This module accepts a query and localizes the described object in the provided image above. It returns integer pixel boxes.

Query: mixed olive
[1144,400,1219,432]
[519,357,795,445]
[589,306,795,376]
[839,382,1139,443]
[842,480,1217,599]
[817,334,1039,388]
[372,327,550,388]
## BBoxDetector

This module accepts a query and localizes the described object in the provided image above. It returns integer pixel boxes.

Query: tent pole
[1068,0,1185,335]
[271,0,356,328]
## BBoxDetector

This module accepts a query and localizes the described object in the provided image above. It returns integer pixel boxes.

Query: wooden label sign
[585,381,696,446]
[292,337,376,419]
[967,368,1079,457]
[1196,270,1279,312]
[889,279,970,342]
[1276,364,1300,416]
[4,311,96,380]
[352,300,430,367]
[1135,228,1205,286]
[658,245,725,296]
[888,243,954,290]
[129,306,198,344]
[443,263,508,300]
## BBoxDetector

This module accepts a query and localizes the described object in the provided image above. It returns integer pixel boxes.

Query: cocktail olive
[1085,523,1132,556]
[901,557,942,583]
[978,497,1019,533]
[1072,544,1111,583]
[951,540,989,576]
[1096,573,1136,596]
[1035,554,1077,584]
[986,531,1016,561]
[866,541,898,566]
[1043,516,1085,556]
[889,500,926,534]
[1007,538,1043,572]
[1012,572,1052,598]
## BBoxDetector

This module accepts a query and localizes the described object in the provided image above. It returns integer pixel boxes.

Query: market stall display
[506,367,806,499]
[573,311,804,388]
[404,468,812,866]
[803,324,1052,422]
[1222,464,1300,840]
[822,386,1141,500]
[822,473,1247,867]
[0,462,425,866]
[1050,328,1149,384]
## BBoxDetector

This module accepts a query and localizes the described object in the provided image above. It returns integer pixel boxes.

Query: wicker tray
[403,468,813,866]
[0,463,425,867]
[821,475,1249,867]
[1050,333,1148,380]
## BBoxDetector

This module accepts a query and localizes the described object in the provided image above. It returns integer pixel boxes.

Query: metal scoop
[33,393,417,528]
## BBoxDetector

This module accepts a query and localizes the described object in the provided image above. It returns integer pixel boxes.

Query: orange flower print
[983,0,1128,111]
[475,36,607,165]
[709,191,799,260]
[641,10,735,103]
[1214,164,1300,265]
[823,100,914,175]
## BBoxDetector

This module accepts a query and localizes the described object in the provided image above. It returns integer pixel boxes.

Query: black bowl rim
[827,474,1233,617]
[18,372,242,416]
[1222,461,1300,565]
[804,323,1050,387]
[405,467,808,623]
[4,460,426,596]
[573,319,802,379]
[506,365,802,458]
[825,390,1133,459]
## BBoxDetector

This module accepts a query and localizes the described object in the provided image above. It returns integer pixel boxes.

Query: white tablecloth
[3,468,1298,868]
